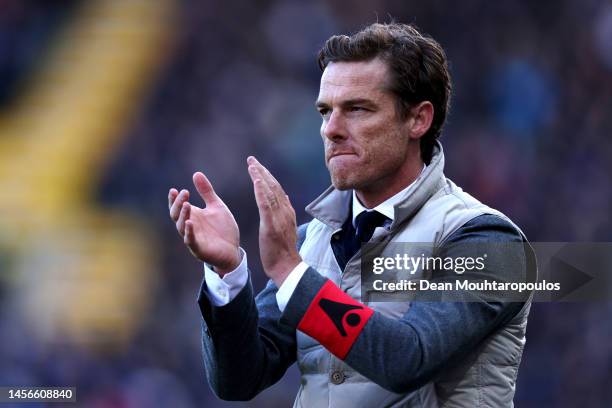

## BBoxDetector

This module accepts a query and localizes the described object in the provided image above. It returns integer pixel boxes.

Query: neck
[355,158,424,208]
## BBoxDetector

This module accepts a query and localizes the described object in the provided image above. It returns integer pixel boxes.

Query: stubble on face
[325,125,407,192]
[317,59,418,200]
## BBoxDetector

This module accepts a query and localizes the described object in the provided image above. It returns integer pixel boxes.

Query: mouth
[328,152,357,160]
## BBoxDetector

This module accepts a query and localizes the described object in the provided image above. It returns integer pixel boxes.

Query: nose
[321,111,347,141]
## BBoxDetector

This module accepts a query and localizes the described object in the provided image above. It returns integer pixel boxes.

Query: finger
[247,156,278,198]
[248,164,276,222]
[193,172,221,206]
[184,220,195,246]
[248,156,279,183]
[168,188,178,210]
[176,201,191,236]
[170,189,190,221]
[254,164,278,207]
[256,166,279,207]
[247,156,288,204]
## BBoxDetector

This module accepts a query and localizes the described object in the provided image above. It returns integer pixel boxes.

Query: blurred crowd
[1,0,611,407]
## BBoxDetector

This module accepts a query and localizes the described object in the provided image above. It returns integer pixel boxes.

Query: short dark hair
[317,23,451,163]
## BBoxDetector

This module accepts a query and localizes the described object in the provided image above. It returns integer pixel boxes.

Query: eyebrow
[315,98,377,109]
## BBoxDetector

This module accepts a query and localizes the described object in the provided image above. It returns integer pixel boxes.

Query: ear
[406,101,434,140]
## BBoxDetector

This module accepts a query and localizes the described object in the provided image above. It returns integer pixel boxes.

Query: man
[169,23,533,407]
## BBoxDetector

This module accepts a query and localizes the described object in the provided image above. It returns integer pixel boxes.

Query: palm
[169,172,241,273]
[187,202,239,267]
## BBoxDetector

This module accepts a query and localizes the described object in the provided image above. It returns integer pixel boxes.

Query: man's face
[316,58,415,193]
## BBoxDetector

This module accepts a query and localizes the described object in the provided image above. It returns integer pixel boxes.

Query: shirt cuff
[203,248,248,306]
[276,261,310,312]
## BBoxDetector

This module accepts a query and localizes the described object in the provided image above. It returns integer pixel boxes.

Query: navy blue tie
[346,210,389,264]
[355,210,389,243]
[331,210,390,271]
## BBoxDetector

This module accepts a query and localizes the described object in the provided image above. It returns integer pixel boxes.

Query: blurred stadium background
[0,0,611,407]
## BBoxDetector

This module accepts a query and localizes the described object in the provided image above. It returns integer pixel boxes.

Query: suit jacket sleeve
[279,214,532,393]
[197,222,310,401]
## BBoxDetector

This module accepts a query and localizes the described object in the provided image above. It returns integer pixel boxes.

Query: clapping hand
[168,172,241,276]
[247,156,302,287]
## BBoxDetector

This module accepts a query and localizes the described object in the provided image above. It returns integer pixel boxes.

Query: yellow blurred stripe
[0,0,175,348]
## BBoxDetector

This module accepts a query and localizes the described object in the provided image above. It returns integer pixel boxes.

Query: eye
[318,108,331,119]
[349,106,367,113]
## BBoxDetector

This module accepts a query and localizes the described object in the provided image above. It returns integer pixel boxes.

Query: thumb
[193,172,221,205]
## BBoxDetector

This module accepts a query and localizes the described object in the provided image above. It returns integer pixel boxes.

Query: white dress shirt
[204,165,426,310]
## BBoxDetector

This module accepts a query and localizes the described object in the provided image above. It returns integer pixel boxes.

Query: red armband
[297,280,374,359]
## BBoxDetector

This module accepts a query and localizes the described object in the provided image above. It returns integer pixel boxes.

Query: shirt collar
[352,164,426,227]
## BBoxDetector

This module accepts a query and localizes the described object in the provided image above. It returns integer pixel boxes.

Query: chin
[330,173,359,191]
[327,159,367,191]
[332,181,351,191]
